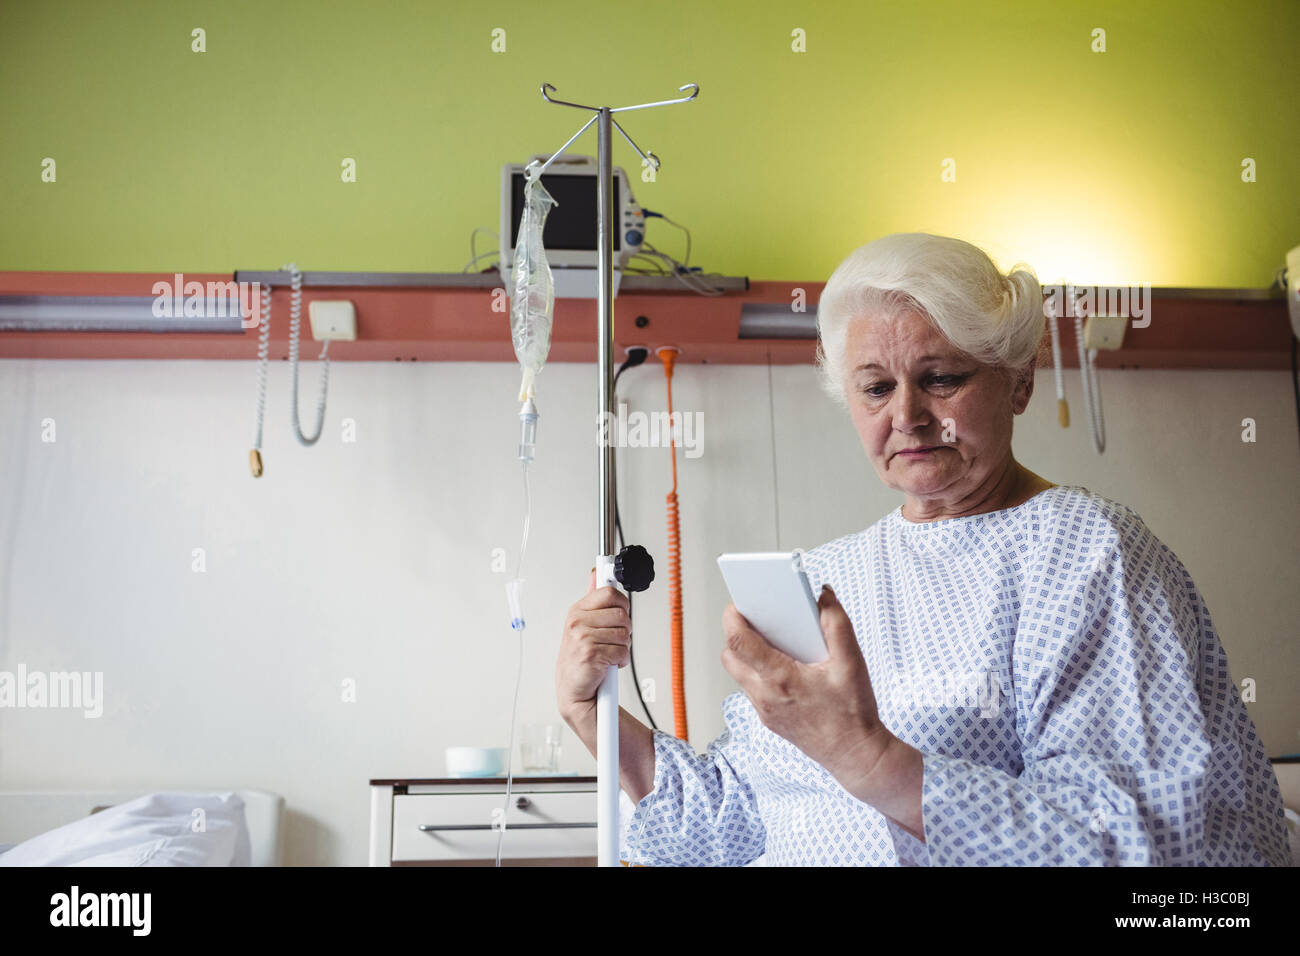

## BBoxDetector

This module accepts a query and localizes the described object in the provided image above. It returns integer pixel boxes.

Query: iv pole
[528,81,699,867]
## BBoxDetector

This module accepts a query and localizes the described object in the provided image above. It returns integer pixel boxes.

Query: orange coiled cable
[659,347,688,742]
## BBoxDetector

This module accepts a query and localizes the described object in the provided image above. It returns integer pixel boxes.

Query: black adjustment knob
[614,544,655,593]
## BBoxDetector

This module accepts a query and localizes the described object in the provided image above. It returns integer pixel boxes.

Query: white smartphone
[716,550,828,663]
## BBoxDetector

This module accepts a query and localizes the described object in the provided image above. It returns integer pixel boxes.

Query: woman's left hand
[721,585,895,790]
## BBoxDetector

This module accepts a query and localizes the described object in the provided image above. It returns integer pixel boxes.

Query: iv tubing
[496,457,532,867]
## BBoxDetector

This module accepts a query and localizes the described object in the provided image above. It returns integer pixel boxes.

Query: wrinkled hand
[556,568,631,723]
[720,585,895,789]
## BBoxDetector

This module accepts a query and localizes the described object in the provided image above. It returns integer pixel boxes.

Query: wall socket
[1082,314,1128,351]
[308,300,357,341]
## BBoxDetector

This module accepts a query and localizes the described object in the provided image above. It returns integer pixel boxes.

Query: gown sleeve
[619,692,767,866]
[917,507,1290,866]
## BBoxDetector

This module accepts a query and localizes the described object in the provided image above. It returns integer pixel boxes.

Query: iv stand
[528,81,699,867]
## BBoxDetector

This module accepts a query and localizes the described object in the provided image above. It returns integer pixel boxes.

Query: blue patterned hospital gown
[618,485,1290,866]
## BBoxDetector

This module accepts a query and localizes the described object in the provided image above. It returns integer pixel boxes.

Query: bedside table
[368,777,598,866]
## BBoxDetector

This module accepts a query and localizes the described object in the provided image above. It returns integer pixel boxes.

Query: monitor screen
[509,172,622,252]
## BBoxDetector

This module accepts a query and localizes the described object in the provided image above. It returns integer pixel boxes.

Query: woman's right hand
[556,568,632,721]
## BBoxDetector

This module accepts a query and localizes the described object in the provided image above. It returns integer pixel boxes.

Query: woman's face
[842,308,1032,509]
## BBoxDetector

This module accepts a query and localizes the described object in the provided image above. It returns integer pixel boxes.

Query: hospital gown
[618,485,1290,866]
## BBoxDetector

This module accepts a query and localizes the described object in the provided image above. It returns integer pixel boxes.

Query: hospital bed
[0,789,284,866]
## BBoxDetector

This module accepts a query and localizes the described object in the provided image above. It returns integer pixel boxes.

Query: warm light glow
[953,170,1185,287]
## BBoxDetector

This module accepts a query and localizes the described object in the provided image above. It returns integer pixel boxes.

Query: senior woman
[555,233,1291,866]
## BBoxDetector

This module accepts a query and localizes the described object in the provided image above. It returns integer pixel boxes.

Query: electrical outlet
[308,300,357,341]
[1082,314,1128,351]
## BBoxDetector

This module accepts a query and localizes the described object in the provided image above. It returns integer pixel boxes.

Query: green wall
[2,0,1297,285]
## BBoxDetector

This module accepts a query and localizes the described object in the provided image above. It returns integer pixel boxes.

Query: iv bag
[510,174,558,401]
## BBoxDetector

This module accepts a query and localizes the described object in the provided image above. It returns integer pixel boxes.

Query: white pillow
[0,792,250,867]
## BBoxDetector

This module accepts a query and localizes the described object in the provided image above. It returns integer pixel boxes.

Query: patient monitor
[499,154,645,299]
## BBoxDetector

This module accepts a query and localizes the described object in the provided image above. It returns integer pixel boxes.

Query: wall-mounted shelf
[0,271,1292,369]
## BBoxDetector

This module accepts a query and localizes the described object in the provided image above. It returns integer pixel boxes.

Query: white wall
[0,356,1296,865]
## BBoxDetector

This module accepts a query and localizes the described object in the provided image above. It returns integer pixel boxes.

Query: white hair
[814,233,1043,410]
